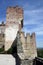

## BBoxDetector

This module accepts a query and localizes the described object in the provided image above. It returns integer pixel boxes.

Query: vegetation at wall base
[0,47,4,53]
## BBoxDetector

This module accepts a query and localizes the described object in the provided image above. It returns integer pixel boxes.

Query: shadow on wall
[12,37,21,65]
[6,35,21,65]
[13,53,21,65]
[12,36,21,65]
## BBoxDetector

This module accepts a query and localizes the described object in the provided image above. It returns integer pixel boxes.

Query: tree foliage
[37,48,43,58]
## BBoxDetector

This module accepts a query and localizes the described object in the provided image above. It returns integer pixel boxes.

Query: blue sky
[0,0,43,48]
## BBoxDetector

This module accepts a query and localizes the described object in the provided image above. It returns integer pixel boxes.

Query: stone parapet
[19,32,37,59]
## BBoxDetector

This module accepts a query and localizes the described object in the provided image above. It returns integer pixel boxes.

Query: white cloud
[24,8,43,26]
[24,8,43,13]
[23,8,43,36]
[23,22,43,36]
[23,24,43,36]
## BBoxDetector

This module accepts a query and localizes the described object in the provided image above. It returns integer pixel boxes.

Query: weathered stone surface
[6,6,23,28]
[17,31,37,60]
[5,24,19,51]
[17,32,25,59]
[5,26,18,41]
[19,32,37,59]
[21,59,33,65]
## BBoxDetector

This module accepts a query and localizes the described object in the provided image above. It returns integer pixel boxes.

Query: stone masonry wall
[6,6,23,29]
[20,32,37,59]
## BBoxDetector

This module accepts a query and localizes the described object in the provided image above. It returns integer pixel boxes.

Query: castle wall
[0,22,5,48]
[20,32,37,59]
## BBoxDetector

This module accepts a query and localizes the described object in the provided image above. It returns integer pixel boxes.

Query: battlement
[20,32,36,41]
[7,6,23,15]
[20,32,37,59]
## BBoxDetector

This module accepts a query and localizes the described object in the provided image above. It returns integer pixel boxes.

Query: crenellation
[19,32,37,59]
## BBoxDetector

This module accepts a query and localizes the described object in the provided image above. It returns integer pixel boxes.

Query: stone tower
[5,6,23,51]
